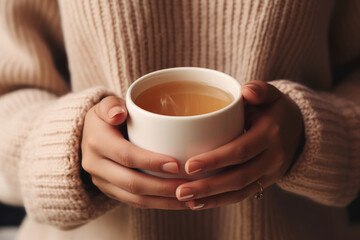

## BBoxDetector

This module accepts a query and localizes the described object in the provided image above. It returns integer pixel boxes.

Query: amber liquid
[134,81,234,116]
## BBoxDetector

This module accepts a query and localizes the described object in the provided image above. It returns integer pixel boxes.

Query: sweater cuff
[269,80,359,206]
[20,87,118,229]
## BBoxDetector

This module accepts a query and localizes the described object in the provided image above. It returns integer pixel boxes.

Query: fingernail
[178,188,195,201]
[161,162,179,174]
[192,203,205,210]
[187,161,204,175]
[108,106,126,119]
[244,83,261,97]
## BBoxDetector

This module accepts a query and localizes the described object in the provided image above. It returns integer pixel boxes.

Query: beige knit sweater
[1,0,360,239]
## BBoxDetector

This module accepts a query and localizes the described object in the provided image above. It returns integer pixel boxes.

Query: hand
[81,96,188,209]
[176,81,304,210]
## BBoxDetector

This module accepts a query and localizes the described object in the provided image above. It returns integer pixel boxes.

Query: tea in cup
[126,67,243,179]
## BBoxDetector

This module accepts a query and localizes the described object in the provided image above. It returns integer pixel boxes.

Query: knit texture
[271,80,360,206]
[0,0,360,239]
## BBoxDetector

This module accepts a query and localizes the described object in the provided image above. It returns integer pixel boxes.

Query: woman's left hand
[176,80,304,210]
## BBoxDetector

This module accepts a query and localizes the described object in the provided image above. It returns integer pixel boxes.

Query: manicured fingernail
[161,162,179,174]
[192,203,205,210]
[187,161,204,175]
[108,106,126,119]
[178,188,195,201]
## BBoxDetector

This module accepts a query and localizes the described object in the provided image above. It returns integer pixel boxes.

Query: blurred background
[0,203,25,240]
[349,193,360,224]
[0,194,359,240]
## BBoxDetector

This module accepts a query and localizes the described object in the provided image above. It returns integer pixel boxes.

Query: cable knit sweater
[0,0,360,239]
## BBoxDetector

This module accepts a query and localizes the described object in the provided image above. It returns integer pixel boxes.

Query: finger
[85,112,180,174]
[87,157,187,197]
[92,176,187,210]
[185,115,272,175]
[95,96,128,126]
[185,176,273,210]
[178,148,281,201]
[242,80,282,105]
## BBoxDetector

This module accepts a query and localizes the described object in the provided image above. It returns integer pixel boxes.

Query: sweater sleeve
[270,74,360,207]
[0,0,117,229]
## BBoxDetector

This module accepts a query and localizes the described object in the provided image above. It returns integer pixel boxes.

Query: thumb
[241,80,282,105]
[94,96,128,126]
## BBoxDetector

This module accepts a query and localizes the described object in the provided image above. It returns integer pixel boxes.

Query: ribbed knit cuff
[270,80,360,206]
[20,87,118,229]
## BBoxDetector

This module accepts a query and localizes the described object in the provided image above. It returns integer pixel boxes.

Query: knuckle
[159,182,177,197]
[117,150,133,168]
[235,145,250,162]
[81,150,98,174]
[86,136,99,151]
[125,176,140,194]
[81,156,94,174]
[147,154,159,171]
[270,123,281,138]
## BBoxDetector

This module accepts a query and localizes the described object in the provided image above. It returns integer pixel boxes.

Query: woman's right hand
[81,96,188,209]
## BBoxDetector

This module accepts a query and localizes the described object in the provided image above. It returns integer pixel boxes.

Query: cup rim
[126,67,242,120]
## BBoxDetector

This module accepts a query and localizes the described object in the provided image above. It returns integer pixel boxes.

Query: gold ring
[254,180,264,200]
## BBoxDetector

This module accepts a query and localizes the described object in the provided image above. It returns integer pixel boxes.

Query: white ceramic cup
[126,67,243,179]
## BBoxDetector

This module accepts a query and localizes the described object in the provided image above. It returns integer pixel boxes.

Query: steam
[160,94,188,116]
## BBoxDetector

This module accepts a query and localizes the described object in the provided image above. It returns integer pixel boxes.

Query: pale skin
[81,80,304,210]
